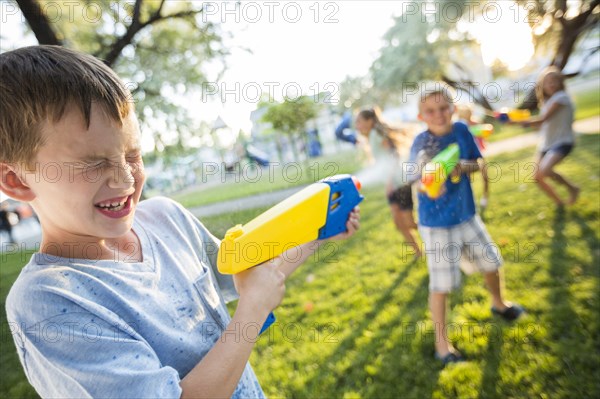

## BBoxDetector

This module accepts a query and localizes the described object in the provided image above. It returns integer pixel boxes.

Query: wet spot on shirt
[113,356,117,360]
[135,354,140,359]
[62,308,67,313]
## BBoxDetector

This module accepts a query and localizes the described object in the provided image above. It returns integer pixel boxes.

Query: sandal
[491,304,524,321]
[435,351,465,366]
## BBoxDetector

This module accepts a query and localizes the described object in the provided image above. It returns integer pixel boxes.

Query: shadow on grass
[571,212,600,277]
[543,208,589,396]
[477,322,505,399]
[301,258,437,397]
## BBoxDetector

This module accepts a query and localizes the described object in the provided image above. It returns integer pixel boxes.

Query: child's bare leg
[390,204,421,257]
[539,152,579,204]
[430,292,453,356]
[535,154,565,206]
[483,270,509,311]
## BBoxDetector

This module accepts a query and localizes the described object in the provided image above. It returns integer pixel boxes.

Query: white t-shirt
[539,90,575,152]
[368,130,411,189]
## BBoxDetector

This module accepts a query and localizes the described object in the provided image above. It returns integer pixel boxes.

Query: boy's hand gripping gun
[421,143,461,199]
[217,174,363,333]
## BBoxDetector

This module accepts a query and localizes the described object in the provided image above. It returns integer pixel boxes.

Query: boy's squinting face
[29,103,145,246]
[419,93,454,135]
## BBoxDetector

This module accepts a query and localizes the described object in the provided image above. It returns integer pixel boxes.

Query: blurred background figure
[355,108,421,258]
[335,110,358,145]
[0,200,18,244]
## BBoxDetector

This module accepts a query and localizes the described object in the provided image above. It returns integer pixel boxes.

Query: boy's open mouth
[94,195,133,218]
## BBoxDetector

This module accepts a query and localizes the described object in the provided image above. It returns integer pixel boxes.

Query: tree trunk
[17,0,62,46]
[274,134,284,164]
[552,27,580,70]
[288,133,300,164]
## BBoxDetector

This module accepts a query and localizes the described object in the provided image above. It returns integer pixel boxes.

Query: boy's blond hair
[0,46,132,166]
[418,82,456,113]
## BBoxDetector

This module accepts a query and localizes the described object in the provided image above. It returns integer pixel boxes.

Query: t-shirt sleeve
[550,91,571,106]
[457,123,482,160]
[9,291,182,398]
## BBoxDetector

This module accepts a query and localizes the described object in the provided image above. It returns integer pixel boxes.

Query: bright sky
[0,0,536,153]
[464,0,534,71]
[196,1,404,141]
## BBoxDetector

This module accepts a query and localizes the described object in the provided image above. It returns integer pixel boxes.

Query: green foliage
[261,95,321,161]
[369,0,474,102]
[515,0,599,62]
[337,75,381,111]
[261,96,320,137]
[47,1,225,155]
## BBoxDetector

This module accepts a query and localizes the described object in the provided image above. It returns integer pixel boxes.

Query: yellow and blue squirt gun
[217,174,363,333]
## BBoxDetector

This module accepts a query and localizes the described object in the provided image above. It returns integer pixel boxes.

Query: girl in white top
[355,108,421,258]
[521,66,579,206]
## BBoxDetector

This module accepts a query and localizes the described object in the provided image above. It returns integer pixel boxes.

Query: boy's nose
[107,161,135,189]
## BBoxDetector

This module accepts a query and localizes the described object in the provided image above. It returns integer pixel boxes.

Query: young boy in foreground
[410,88,523,365]
[0,46,360,397]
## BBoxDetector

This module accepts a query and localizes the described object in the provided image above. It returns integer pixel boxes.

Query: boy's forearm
[277,241,322,278]
[458,160,480,175]
[179,299,266,398]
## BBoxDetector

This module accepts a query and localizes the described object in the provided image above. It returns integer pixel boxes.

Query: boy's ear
[0,163,36,202]
[417,113,424,121]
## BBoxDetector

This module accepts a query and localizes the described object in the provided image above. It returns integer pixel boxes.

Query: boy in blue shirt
[0,46,360,397]
[410,88,523,365]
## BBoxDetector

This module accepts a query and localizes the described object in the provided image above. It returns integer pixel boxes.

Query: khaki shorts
[418,215,502,293]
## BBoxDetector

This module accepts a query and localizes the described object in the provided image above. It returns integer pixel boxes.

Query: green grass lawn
[169,150,363,209]
[1,250,36,397]
[573,89,600,120]
[2,135,599,397]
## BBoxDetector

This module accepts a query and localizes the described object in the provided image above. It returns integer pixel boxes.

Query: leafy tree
[367,0,599,110]
[369,0,498,110]
[14,0,226,155]
[261,96,320,162]
[337,75,384,112]
[521,0,599,71]
[516,0,599,107]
